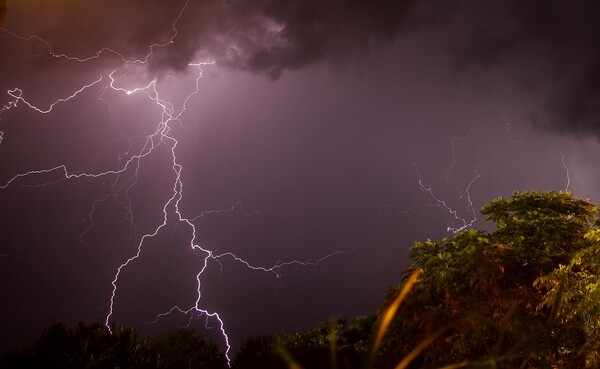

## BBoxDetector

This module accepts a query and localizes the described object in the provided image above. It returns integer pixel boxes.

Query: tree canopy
[379,191,600,368]
[0,322,227,369]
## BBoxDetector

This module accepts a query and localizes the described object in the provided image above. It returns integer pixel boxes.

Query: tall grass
[277,268,452,369]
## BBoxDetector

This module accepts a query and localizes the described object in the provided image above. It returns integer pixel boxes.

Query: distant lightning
[445,124,491,201]
[0,2,349,366]
[504,116,574,193]
[433,123,491,232]
[367,127,485,234]
[559,146,571,193]
[404,124,488,234]
[190,201,274,222]
[414,161,480,233]
[211,249,353,279]
[373,113,583,234]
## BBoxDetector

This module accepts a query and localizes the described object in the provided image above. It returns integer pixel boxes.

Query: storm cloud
[6,0,599,136]
[4,0,445,78]
[449,0,600,137]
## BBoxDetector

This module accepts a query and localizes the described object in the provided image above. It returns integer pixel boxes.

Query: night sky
[2,0,600,358]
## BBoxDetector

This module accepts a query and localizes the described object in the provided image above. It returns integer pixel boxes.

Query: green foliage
[534,231,600,368]
[379,191,600,368]
[483,191,599,275]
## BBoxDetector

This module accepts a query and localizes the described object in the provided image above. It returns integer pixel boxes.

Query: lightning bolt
[504,116,574,193]
[367,125,490,232]
[559,148,571,193]
[373,112,587,235]
[0,2,349,365]
[414,161,480,234]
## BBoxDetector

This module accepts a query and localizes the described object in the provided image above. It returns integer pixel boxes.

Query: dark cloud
[238,0,428,78]
[4,1,600,137]
[450,0,600,138]
[4,0,448,79]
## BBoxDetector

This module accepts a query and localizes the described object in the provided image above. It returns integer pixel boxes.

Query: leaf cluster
[378,191,600,368]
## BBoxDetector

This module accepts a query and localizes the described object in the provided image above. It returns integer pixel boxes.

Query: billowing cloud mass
[5,0,442,78]
[448,0,600,137]
[5,0,599,136]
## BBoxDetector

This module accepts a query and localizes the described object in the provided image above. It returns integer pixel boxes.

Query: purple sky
[1,0,600,357]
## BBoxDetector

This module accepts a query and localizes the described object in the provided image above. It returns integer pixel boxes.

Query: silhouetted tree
[1,322,226,369]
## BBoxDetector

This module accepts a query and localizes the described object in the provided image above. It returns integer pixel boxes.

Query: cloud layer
[3,0,600,136]
[450,0,600,137]
[5,0,438,77]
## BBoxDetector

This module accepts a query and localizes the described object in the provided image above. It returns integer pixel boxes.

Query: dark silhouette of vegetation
[0,321,227,369]
[232,315,375,369]
[3,191,600,369]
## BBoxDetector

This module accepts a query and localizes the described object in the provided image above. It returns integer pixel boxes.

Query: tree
[0,322,227,369]
[0,321,153,369]
[150,328,227,369]
[378,191,600,368]
[232,315,375,369]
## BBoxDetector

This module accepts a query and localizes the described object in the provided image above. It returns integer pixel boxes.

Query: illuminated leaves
[379,191,600,368]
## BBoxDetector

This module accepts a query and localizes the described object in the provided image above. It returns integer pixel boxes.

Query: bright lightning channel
[0,2,350,365]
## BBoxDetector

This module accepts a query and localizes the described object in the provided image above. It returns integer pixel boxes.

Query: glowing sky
[1,0,600,355]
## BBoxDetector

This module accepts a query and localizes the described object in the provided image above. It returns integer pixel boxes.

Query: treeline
[0,322,227,369]
[4,191,600,368]
[0,316,376,369]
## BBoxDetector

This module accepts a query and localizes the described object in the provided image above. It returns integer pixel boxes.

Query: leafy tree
[534,229,600,367]
[378,191,600,368]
